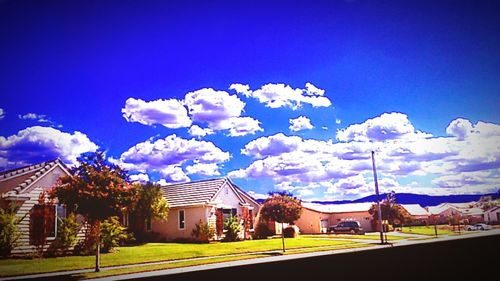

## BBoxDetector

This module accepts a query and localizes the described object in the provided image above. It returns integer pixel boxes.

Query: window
[249,209,254,230]
[30,204,56,244]
[221,208,237,230]
[179,210,185,229]
[122,212,129,228]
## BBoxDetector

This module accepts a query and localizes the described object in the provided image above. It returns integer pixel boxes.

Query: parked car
[327,221,364,234]
[466,223,493,231]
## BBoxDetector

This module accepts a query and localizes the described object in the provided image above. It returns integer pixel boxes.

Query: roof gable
[0,159,71,198]
[161,178,258,208]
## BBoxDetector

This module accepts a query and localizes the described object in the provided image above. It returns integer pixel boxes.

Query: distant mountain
[308,192,500,207]
[254,192,500,206]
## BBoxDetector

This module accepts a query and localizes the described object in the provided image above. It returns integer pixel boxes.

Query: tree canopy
[368,192,410,225]
[131,182,169,222]
[260,192,302,224]
[50,152,137,223]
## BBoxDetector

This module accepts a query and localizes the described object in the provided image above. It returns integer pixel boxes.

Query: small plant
[100,216,134,253]
[191,219,215,243]
[48,213,80,256]
[0,206,20,258]
[222,215,241,242]
[283,226,298,238]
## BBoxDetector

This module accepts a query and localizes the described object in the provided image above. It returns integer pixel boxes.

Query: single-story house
[0,159,84,255]
[427,202,485,224]
[295,202,374,234]
[400,204,430,225]
[484,206,500,225]
[151,178,260,241]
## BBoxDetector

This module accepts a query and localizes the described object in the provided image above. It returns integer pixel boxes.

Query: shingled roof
[0,159,70,198]
[161,178,257,208]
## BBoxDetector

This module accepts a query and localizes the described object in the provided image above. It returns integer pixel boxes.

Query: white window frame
[178,209,186,230]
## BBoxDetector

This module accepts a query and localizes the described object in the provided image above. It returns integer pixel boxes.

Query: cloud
[113,134,229,184]
[188,125,214,138]
[0,126,98,168]
[446,118,473,140]
[185,163,221,176]
[231,82,332,109]
[246,190,269,200]
[159,165,190,183]
[18,113,50,122]
[184,88,263,136]
[0,108,4,120]
[335,119,341,124]
[232,113,500,198]
[289,116,314,132]
[129,173,150,183]
[122,97,192,129]
[336,112,432,142]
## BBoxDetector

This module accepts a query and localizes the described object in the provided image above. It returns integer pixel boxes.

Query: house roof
[427,202,484,216]
[401,204,430,216]
[303,202,374,213]
[0,159,70,198]
[160,178,258,208]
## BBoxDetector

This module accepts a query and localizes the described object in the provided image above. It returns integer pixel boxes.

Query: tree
[215,209,224,239]
[130,182,169,240]
[241,206,252,240]
[30,192,55,257]
[368,192,409,231]
[222,215,241,242]
[50,151,137,272]
[260,192,302,252]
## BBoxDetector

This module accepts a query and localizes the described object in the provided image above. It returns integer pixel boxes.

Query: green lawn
[0,238,365,277]
[399,225,454,236]
[301,234,407,241]
[80,242,373,280]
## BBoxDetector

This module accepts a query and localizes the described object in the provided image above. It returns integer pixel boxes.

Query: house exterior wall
[330,211,373,232]
[485,208,500,224]
[294,208,330,234]
[152,205,210,240]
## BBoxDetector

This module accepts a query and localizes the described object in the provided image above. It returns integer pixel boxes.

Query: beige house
[151,178,260,241]
[484,206,500,224]
[401,204,430,225]
[295,202,374,234]
[427,202,485,224]
[0,159,84,255]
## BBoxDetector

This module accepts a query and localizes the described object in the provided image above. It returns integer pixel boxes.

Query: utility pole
[371,151,384,244]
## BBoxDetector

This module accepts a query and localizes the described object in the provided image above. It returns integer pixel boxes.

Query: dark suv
[327,221,364,234]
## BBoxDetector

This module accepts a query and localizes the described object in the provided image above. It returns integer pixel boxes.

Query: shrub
[283,225,299,238]
[0,207,20,258]
[48,213,80,256]
[100,216,134,253]
[253,222,273,239]
[222,215,241,242]
[191,220,215,243]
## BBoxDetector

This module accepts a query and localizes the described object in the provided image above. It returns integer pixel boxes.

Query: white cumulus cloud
[231,82,331,109]
[122,97,192,129]
[289,116,314,132]
[0,126,98,168]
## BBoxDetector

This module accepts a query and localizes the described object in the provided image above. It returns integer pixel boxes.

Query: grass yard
[79,242,373,280]
[399,225,454,236]
[301,234,407,241]
[0,238,367,277]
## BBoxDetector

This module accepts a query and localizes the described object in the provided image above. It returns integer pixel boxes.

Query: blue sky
[1,0,499,201]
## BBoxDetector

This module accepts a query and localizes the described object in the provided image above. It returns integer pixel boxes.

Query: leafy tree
[50,151,137,272]
[0,205,20,258]
[130,182,169,240]
[260,192,302,252]
[241,206,252,240]
[191,219,215,243]
[478,196,500,211]
[30,192,55,257]
[215,209,224,239]
[222,215,241,242]
[369,192,410,230]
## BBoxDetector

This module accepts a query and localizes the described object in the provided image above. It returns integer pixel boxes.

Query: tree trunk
[281,222,285,252]
[95,220,100,272]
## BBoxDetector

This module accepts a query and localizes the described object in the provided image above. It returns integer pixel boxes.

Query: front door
[320,219,328,233]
